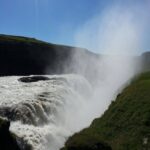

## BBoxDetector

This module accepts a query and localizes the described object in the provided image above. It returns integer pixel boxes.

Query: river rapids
[0,74,92,150]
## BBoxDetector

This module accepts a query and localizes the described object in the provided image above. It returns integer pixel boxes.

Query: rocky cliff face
[0,34,149,80]
[0,34,99,80]
[0,117,20,150]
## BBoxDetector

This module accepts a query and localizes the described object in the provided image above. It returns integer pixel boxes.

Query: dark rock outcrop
[0,118,20,150]
[18,76,50,83]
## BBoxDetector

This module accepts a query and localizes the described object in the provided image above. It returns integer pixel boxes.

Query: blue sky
[0,0,150,53]
[0,0,104,43]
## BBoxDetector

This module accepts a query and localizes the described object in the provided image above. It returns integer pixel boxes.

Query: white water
[0,55,139,150]
[0,74,92,150]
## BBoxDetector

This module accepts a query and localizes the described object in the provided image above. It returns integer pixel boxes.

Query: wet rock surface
[0,117,20,150]
[18,76,50,83]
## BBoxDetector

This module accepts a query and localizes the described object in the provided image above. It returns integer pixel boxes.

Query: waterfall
[0,74,92,150]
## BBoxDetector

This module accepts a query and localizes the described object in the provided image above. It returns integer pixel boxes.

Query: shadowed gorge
[0,35,150,150]
[0,34,99,79]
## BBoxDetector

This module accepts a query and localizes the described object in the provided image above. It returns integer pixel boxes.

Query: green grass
[0,34,75,49]
[0,34,48,44]
[62,72,150,150]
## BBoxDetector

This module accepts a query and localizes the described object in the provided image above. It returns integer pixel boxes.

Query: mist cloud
[66,0,148,128]
[74,1,150,54]
[44,1,150,150]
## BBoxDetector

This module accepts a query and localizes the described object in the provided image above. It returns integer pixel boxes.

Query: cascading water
[0,74,92,150]
[0,54,139,150]
[0,47,141,150]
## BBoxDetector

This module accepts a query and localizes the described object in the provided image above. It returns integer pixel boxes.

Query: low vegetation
[62,72,150,150]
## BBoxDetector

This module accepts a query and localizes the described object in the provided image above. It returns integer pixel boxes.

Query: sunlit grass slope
[62,72,150,150]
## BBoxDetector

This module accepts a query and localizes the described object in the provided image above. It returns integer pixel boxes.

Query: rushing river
[0,74,92,150]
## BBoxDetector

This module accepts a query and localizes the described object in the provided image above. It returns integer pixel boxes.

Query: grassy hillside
[62,72,150,150]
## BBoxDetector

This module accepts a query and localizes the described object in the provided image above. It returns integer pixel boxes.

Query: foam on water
[0,74,92,150]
